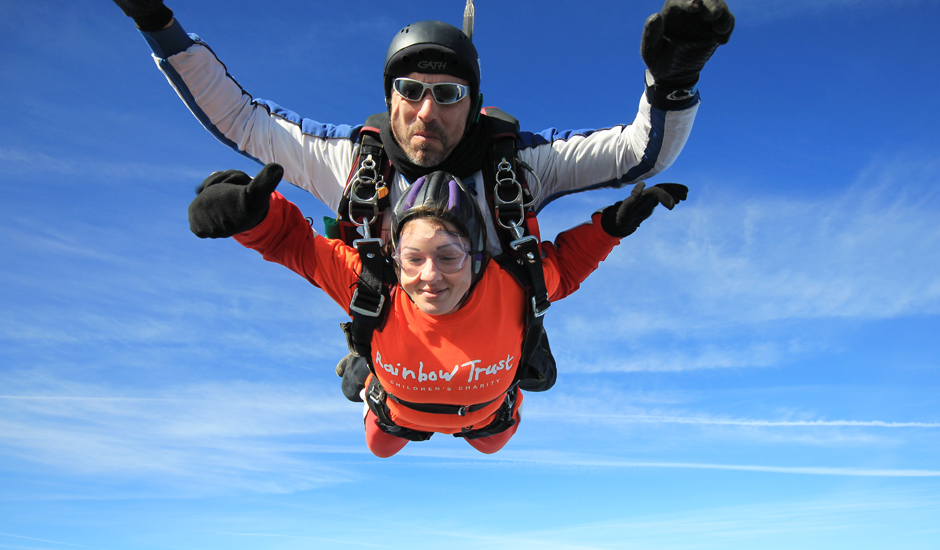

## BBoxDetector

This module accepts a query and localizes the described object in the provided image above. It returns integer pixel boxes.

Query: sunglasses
[392,77,470,105]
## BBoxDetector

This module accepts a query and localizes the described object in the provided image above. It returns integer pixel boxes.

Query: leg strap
[453,386,519,440]
[365,377,434,442]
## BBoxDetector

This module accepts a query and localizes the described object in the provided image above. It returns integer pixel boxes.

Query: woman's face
[395,218,473,316]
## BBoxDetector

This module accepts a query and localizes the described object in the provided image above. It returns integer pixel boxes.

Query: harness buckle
[494,156,544,233]
[530,295,550,318]
[349,288,385,318]
[511,235,551,317]
[510,234,538,254]
[494,158,525,230]
[352,235,384,250]
[368,380,385,405]
[349,154,385,228]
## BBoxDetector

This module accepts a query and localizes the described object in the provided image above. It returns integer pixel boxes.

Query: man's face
[390,72,471,167]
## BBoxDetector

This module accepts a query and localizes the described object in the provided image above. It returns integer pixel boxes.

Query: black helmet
[391,171,487,276]
[383,20,481,108]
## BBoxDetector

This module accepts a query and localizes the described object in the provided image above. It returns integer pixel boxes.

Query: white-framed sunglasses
[392,77,470,105]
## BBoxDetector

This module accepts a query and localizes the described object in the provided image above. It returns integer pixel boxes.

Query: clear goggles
[392,77,470,105]
[392,237,471,277]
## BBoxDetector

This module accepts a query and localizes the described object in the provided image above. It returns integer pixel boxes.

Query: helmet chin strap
[470,92,484,126]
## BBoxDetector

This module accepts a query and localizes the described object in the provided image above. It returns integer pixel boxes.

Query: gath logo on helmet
[418,60,449,71]
[383,20,481,111]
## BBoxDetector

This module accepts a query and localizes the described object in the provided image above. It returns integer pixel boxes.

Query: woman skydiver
[187,163,687,457]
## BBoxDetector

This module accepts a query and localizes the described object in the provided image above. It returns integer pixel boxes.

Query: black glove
[188,163,284,239]
[112,0,174,32]
[336,353,371,403]
[641,0,735,103]
[601,182,688,238]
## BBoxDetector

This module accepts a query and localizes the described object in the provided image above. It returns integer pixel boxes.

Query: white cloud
[533,412,940,429]
[485,450,940,477]
[537,154,940,375]
[445,488,940,550]
[0,147,209,183]
[0,377,365,495]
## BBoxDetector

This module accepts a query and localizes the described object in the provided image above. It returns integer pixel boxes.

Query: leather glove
[600,182,688,238]
[112,0,174,32]
[641,0,735,104]
[336,353,371,403]
[188,163,283,239]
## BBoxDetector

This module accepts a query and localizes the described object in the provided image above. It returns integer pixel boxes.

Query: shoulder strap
[480,108,555,391]
[329,113,394,244]
[342,233,395,363]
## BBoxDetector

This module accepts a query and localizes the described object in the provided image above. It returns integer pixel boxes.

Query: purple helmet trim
[401,176,425,212]
[447,178,459,212]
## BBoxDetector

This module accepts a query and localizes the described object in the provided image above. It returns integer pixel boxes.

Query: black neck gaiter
[378,113,490,184]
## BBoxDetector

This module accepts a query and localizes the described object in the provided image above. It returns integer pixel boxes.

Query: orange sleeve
[541,212,621,302]
[233,191,361,311]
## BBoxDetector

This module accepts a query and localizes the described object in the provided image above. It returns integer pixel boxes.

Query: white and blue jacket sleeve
[139,21,697,217]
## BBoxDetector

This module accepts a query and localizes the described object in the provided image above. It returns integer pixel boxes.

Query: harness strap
[367,376,519,441]
[365,377,434,441]
[333,115,393,243]
[386,386,503,417]
[481,110,555,391]
[510,230,551,318]
[344,237,392,359]
[454,387,519,440]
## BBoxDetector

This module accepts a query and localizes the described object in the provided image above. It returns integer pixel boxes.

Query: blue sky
[2,0,939,548]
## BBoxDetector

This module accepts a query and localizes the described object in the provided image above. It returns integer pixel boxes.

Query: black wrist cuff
[600,203,625,238]
[133,5,174,32]
[645,70,700,110]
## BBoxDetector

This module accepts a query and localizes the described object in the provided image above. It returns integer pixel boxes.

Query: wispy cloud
[0,532,96,549]
[486,451,940,477]
[533,412,940,429]
[0,147,210,183]
[428,488,940,550]
[556,340,786,372]
[537,153,940,374]
[0,207,347,372]
[0,377,365,495]
[614,168,940,325]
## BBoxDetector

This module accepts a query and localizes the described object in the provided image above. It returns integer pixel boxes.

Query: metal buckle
[349,154,385,228]
[511,236,550,317]
[516,158,542,206]
[352,236,384,250]
[510,234,538,257]
[349,288,385,318]
[368,381,385,404]
[494,159,525,230]
[493,157,543,233]
[530,295,550,318]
